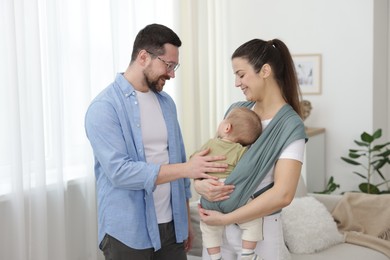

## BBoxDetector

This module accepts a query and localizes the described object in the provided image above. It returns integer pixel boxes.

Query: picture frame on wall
[292,54,322,95]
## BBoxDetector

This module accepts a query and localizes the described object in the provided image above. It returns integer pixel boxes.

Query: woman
[195,39,307,260]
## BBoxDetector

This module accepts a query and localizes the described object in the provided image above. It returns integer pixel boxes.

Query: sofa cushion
[291,243,389,260]
[310,193,342,212]
[281,196,344,254]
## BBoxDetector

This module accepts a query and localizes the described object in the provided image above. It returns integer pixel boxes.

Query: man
[85,23,228,259]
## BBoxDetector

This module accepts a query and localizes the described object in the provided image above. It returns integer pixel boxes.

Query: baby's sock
[209,252,222,260]
[241,248,261,260]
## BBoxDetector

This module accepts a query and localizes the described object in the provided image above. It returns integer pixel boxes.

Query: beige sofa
[187,177,388,260]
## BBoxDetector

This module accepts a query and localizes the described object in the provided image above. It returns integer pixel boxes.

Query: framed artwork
[292,54,322,95]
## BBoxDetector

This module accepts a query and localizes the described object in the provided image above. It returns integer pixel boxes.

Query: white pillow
[281,196,344,254]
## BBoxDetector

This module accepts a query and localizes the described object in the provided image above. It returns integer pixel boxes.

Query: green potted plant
[315,176,340,194]
[341,128,390,194]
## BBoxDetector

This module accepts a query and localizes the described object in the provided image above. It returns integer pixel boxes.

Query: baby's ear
[225,122,233,133]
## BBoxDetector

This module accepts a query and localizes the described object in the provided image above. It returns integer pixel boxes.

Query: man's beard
[144,72,169,93]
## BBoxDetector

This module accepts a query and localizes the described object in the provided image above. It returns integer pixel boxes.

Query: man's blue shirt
[85,73,191,250]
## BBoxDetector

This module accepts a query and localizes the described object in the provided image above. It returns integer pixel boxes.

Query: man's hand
[185,148,228,180]
[184,225,194,252]
[157,148,228,184]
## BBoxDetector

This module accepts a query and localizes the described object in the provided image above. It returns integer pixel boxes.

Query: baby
[195,107,263,260]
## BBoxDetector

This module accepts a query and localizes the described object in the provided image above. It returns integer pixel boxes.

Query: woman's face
[232,57,263,101]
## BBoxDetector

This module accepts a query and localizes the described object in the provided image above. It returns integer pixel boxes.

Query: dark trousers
[100,221,187,260]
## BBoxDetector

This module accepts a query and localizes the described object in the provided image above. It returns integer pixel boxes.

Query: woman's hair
[231,39,302,117]
[225,107,262,146]
[131,23,182,62]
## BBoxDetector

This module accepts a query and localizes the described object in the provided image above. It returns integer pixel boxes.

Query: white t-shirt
[255,118,305,192]
[136,90,172,224]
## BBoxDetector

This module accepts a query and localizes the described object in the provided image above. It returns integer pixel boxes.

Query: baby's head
[218,107,262,146]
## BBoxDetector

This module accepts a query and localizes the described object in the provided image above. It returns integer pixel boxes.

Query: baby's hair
[225,107,262,146]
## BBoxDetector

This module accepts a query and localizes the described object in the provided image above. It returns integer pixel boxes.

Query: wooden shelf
[305,127,325,137]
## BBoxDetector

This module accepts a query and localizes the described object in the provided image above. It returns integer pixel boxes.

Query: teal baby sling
[200,101,307,214]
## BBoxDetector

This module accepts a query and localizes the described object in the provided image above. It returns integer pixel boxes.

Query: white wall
[220,0,389,192]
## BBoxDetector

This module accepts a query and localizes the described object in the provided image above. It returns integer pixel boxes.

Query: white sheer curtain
[177,0,231,156]
[0,0,176,259]
[175,0,232,201]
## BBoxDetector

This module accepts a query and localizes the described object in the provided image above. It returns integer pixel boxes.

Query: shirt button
[136,124,140,128]
[135,101,138,105]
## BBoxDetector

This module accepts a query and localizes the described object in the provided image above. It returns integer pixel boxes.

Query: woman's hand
[198,203,227,226]
[193,178,234,202]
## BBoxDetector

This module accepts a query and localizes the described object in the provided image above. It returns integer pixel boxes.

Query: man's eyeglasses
[147,51,180,72]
